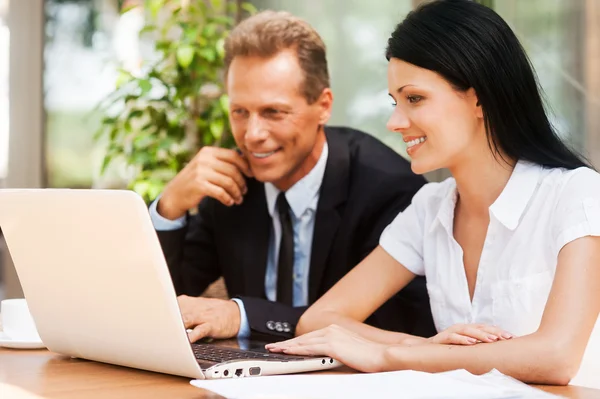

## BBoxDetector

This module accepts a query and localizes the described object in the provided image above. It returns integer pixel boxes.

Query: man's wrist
[156,194,185,220]
[231,298,251,338]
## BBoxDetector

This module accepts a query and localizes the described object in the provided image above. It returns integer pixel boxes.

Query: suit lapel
[240,180,271,298]
[308,128,350,303]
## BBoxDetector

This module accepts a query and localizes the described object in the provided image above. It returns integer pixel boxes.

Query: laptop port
[235,368,243,377]
[249,367,261,376]
[223,369,229,377]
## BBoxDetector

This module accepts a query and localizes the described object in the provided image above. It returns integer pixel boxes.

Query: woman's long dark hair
[386,0,590,170]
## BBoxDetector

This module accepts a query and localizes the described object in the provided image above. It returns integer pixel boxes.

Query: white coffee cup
[0,298,42,342]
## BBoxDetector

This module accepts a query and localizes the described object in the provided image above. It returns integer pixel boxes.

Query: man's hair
[224,10,330,104]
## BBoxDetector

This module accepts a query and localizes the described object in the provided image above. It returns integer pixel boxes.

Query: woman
[267,0,600,385]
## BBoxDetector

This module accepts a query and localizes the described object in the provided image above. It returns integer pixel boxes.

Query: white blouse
[380,160,600,338]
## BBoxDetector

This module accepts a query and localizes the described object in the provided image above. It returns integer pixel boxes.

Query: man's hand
[157,147,253,220]
[177,295,242,342]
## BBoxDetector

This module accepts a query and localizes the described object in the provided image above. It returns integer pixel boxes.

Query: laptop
[0,189,342,379]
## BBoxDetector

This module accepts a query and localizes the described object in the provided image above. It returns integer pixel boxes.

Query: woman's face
[387,58,485,175]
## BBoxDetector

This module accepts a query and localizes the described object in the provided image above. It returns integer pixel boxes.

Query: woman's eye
[407,95,422,104]
[391,102,398,107]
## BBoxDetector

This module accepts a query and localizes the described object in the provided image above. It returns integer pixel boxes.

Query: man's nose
[245,115,269,142]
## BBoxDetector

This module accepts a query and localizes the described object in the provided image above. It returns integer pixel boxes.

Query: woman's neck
[449,149,516,217]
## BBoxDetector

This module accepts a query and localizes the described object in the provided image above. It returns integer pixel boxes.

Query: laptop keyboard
[192,343,308,363]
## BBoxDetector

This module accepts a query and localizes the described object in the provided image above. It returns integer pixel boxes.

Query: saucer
[0,331,45,349]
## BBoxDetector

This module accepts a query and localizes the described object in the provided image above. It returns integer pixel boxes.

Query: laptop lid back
[0,189,203,379]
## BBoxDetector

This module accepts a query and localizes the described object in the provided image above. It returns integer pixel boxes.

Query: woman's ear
[467,88,483,119]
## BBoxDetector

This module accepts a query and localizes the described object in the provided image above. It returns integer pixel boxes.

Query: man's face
[227,50,332,190]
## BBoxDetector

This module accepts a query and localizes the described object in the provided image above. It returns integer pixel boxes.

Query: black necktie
[276,192,294,305]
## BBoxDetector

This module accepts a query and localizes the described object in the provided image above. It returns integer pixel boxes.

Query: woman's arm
[269,236,600,384]
[383,235,600,384]
[294,245,512,345]
[295,246,423,344]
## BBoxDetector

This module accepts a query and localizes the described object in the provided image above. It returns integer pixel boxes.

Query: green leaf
[139,24,157,36]
[215,38,225,59]
[210,119,224,140]
[116,69,132,89]
[176,45,195,69]
[128,109,144,119]
[133,133,155,149]
[109,126,120,141]
[219,94,229,113]
[125,94,138,104]
[100,154,113,174]
[241,2,258,14]
[184,27,199,42]
[101,116,118,125]
[132,180,151,197]
[147,0,164,19]
[132,152,153,166]
[138,79,152,95]
[198,47,216,62]
[204,23,217,38]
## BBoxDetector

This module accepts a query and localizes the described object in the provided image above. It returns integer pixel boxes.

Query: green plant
[95,0,255,203]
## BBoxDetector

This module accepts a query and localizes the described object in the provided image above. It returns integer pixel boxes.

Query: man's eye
[407,95,423,104]
[232,109,247,116]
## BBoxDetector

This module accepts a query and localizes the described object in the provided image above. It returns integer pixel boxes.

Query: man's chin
[250,169,285,184]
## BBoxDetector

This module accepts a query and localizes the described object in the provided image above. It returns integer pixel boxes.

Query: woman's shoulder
[540,166,600,197]
[533,166,600,219]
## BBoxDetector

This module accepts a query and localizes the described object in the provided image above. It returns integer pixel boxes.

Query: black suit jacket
[157,126,435,339]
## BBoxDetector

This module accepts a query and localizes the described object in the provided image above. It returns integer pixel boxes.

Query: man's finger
[200,180,237,206]
[209,159,247,194]
[205,170,244,204]
[214,148,253,177]
[189,323,212,343]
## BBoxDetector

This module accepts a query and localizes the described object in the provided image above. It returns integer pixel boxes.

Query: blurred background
[0,0,598,299]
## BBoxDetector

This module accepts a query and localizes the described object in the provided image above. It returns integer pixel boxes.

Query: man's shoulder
[326,125,424,188]
[327,126,410,167]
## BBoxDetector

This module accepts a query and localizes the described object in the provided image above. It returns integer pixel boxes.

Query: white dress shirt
[380,160,600,338]
[149,142,329,337]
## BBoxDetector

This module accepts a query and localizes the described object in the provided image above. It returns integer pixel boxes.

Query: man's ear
[316,88,333,125]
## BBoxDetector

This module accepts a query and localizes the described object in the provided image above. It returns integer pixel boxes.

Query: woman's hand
[266,324,388,373]
[429,324,513,345]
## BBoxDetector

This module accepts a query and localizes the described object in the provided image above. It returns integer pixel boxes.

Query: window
[44,0,143,188]
[0,0,9,180]
[254,0,414,156]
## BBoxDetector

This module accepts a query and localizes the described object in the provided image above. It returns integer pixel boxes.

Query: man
[150,10,434,342]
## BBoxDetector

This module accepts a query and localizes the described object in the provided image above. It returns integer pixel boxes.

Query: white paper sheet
[191,369,559,399]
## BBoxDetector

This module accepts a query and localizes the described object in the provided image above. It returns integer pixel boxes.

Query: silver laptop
[0,189,342,379]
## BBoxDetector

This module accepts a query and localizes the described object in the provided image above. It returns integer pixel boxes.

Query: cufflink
[266,321,275,331]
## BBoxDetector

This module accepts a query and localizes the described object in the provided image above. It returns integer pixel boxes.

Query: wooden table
[1,347,600,398]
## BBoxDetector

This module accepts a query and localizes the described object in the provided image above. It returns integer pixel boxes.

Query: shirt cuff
[231,298,251,338]
[149,196,186,231]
